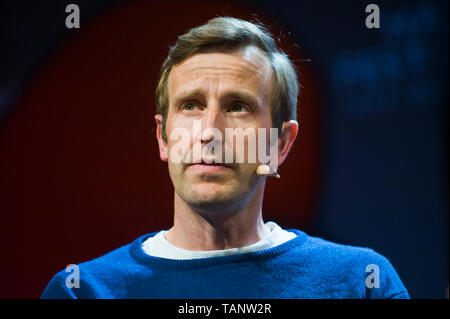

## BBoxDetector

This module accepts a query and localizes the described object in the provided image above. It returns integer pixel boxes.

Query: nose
[201,102,224,144]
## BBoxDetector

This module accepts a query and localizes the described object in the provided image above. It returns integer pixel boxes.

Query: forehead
[167,46,274,102]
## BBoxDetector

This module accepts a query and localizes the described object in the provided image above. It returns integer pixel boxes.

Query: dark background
[0,0,447,298]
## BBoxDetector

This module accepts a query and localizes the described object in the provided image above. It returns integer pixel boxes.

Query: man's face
[157,46,275,213]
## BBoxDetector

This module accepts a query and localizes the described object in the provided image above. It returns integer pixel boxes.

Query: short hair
[155,16,299,141]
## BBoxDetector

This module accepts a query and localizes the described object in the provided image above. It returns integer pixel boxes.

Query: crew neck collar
[129,228,307,270]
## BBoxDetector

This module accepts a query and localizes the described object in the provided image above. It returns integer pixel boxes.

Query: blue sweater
[41,229,409,299]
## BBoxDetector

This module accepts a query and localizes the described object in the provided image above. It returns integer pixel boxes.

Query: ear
[276,120,299,167]
[154,114,168,162]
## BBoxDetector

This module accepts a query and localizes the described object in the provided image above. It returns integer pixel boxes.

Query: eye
[228,103,249,113]
[182,102,197,111]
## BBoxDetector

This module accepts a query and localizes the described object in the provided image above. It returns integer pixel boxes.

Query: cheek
[166,117,195,163]
[167,160,185,190]
[236,124,274,164]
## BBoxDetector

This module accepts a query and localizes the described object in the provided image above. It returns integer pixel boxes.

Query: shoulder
[77,232,160,276]
[288,230,409,298]
[290,229,389,266]
[303,232,388,264]
[41,233,155,299]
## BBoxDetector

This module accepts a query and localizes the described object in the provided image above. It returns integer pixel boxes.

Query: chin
[190,185,231,203]
[183,185,242,213]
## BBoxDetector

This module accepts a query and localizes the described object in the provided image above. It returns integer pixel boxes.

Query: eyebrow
[172,89,205,106]
[172,89,260,108]
[226,92,259,106]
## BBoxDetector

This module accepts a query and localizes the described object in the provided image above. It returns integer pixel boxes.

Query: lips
[201,161,233,168]
[188,159,234,171]
[187,158,232,167]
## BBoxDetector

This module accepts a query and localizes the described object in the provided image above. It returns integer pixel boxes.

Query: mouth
[188,160,234,172]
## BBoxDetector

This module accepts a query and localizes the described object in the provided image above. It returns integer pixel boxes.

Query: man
[42,17,409,299]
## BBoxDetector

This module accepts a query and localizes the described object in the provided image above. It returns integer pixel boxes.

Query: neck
[165,183,270,251]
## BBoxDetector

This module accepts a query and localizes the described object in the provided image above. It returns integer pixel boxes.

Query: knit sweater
[41,229,409,299]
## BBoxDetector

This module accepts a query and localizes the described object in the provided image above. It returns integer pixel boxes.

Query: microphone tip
[256,164,280,178]
[256,164,271,175]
